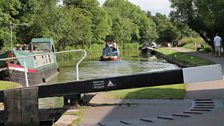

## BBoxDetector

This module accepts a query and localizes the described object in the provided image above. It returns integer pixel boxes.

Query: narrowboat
[0,38,59,86]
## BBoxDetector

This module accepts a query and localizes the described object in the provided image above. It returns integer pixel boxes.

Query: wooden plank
[4,89,22,126]
[4,88,39,126]
[0,91,4,105]
[0,111,4,123]
[21,87,39,126]
[0,108,65,123]
[0,109,66,124]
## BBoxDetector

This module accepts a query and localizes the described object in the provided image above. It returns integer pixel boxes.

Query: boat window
[33,42,51,52]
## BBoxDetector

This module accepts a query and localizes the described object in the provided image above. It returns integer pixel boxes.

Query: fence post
[4,87,39,126]
[23,56,29,87]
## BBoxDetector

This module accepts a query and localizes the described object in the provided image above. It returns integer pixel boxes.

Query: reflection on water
[47,56,179,84]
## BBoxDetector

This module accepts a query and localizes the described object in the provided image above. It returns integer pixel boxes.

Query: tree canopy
[0,0,188,50]
[170,0,224,48]
[103,0,158,44]
[151,13,180,43]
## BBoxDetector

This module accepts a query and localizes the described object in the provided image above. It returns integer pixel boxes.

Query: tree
[0,0,169,50]
[15,0,45,43]
[103,0,157,45]
[60,7,92,49]
[64,0,111,45]
[0,0,21,49]
[170,0,224,48]
[151,13,180,43]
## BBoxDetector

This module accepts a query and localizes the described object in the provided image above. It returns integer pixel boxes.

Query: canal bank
[170,47,224,74]
[154,47,215,67]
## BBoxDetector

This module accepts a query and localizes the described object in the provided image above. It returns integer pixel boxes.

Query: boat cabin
[30,38,56,52]
[0,38,58,86]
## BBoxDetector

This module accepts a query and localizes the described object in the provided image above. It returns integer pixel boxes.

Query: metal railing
[0,49,87,87]
[55,49,87,81]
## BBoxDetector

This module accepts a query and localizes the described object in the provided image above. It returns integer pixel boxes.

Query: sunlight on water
[47,56,179,84]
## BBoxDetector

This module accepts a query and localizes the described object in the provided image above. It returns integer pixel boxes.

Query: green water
[47,55,179,84]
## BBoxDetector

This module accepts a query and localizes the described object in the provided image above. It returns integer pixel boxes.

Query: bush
[180,37,209,51]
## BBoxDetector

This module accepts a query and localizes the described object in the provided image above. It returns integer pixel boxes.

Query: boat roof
[31,38,53,43]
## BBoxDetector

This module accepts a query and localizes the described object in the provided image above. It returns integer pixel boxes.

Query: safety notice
[93,80,105,89]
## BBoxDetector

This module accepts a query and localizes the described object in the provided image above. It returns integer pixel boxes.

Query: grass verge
[107,84,186,99]
[156,48,214,66]
[0,81,22,90]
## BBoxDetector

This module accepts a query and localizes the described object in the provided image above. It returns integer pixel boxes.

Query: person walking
[213,33,222,57]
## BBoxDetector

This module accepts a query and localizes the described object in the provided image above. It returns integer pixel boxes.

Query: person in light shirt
[213,33,222,57]
[111,42,119,56]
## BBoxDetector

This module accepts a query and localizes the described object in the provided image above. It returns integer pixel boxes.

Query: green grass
[107,84,186,99]
[180,37,213,52]
[0,81,22,90]
[156,48,214,66]
[180,37,203,49]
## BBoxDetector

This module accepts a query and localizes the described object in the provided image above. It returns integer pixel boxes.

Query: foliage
[0,0,213,51]
[0,0,20,49]
[56,43,140,66]
[180,37,202,48]
[179,37,213,52]
[170,0,224,48]
[151,13,180,43]
[103,0,157,44]
[59,0,111,48]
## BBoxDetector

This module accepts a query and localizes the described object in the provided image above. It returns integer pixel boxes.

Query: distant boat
[0,38,59,86]
[139,42,157,56]
[140,47,155,55]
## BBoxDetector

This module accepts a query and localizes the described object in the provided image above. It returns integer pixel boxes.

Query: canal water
[47,56,179,84]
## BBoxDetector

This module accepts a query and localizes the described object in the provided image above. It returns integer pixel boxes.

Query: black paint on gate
[0,69,184,102]
[38,69,184,98]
